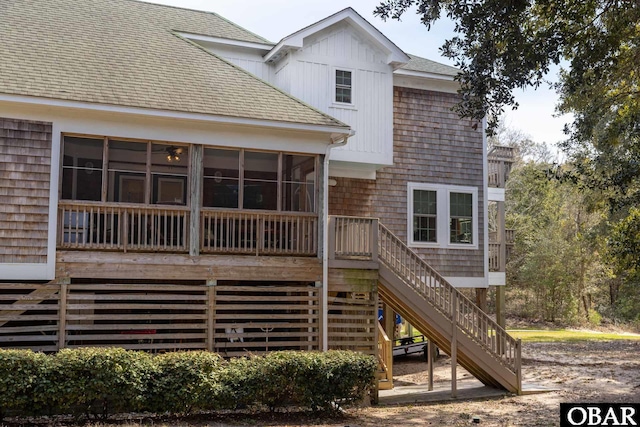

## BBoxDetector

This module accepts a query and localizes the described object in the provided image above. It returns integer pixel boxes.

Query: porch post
[57,278,70,350]
[206,279,216,352]
[189,145,203,256]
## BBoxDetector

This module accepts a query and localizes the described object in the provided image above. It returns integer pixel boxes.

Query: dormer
[264,8,410,179]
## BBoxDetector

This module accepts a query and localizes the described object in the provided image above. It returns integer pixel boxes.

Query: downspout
[322,131,353,351]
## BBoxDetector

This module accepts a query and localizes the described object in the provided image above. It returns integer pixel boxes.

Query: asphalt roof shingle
[0,0,346,129]
[401,54,459,77]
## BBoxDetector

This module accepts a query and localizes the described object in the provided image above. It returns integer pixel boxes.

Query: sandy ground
[355,339,640,426]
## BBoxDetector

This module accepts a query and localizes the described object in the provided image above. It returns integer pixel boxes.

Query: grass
[506,328,640,342]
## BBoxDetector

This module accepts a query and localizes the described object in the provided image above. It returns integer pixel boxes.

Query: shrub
[217,351,377,412]
[145,351,224,414]
[0,349,48,419]
[295,350,377,411]
[0,348,376,419]
[49,347,153,419]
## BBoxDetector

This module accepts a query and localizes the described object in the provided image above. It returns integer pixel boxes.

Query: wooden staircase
[377,223,522,394]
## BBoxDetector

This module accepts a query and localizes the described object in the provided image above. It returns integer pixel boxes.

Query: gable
[301,22,388,66]
[265,8,409,66]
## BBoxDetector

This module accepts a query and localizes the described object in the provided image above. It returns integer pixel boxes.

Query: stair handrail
[378,223,520,374]
[377,321,393,384]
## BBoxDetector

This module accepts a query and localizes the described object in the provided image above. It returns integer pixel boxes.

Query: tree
[374,0,640,137]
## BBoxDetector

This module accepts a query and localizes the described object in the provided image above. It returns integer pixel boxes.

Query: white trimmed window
[408,183,478,249]
[335,69,352,104]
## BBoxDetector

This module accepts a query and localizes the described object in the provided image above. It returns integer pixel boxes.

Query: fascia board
[394,68,457,81]
[176,32,274,52]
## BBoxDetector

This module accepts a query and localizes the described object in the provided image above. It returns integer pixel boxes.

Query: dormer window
[335,70,352,104]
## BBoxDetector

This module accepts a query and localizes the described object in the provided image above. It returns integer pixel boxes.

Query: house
[0,0,519,393]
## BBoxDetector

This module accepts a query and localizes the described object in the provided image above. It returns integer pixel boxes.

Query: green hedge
[0,348,376,420]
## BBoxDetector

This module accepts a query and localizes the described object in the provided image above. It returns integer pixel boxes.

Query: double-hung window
[335,69,352,104]
[408,182,478,249]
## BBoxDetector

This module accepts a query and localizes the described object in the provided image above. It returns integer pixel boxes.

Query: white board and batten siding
[200,44,275,83]
[287,23,394,169]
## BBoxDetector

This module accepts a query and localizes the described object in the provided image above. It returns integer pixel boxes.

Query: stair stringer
[378,263,519,393]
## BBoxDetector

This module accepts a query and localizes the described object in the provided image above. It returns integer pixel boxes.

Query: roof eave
[394,68,457,81]
[0,94,352,137]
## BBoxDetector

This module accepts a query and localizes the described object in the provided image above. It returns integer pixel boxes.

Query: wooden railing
[201,209,317,256]
[378,223,521,374]
[489,229,515,244]
[58,201,189,252]
[376,321,393,389]
[488,146,515,188]
[488,146,516,160]
[330,216,378,260]
[489,243,501,272]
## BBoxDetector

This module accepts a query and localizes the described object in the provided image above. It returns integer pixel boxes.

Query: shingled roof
[400,54,459,77]
[0,0,346,129]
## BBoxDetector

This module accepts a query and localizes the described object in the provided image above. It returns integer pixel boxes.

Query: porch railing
[58,202,318,256]
[200,209,317,256]
[329,216,378,260]
[58,201,189,252]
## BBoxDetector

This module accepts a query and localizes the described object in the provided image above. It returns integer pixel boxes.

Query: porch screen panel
[151,143,188,206]
[107,140,147,203]
[203,148,239,208]
[244,151,278,210]
[61,136,103,201]
[281,154,315,213]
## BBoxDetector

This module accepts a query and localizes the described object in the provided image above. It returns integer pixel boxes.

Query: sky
[140,0,570,149]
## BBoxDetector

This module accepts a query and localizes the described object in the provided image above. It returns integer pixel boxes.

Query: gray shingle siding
[329,86,485,278]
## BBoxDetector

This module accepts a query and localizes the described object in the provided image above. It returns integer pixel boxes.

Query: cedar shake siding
[0,118,52,264]
[329,87,485,278]
[328,177,376,218]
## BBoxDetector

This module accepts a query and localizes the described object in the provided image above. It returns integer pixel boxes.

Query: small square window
[335,70,352,104]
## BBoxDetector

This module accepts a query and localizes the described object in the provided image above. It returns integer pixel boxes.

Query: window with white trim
[408,183,478,249]
[335,69,352,104]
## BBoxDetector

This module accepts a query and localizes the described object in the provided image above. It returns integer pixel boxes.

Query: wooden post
[451,292,457,398]
[371,218,379,263]
[427,340,435,391]
[189,145,203,256]
[498,201,506,272]
[515,338,522,394]
[475,288,488,312]
[316,281,323,351]
[496,285,506,329]
[58,279,69,350]
[383,303,394,341]
[206,279,216,352]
